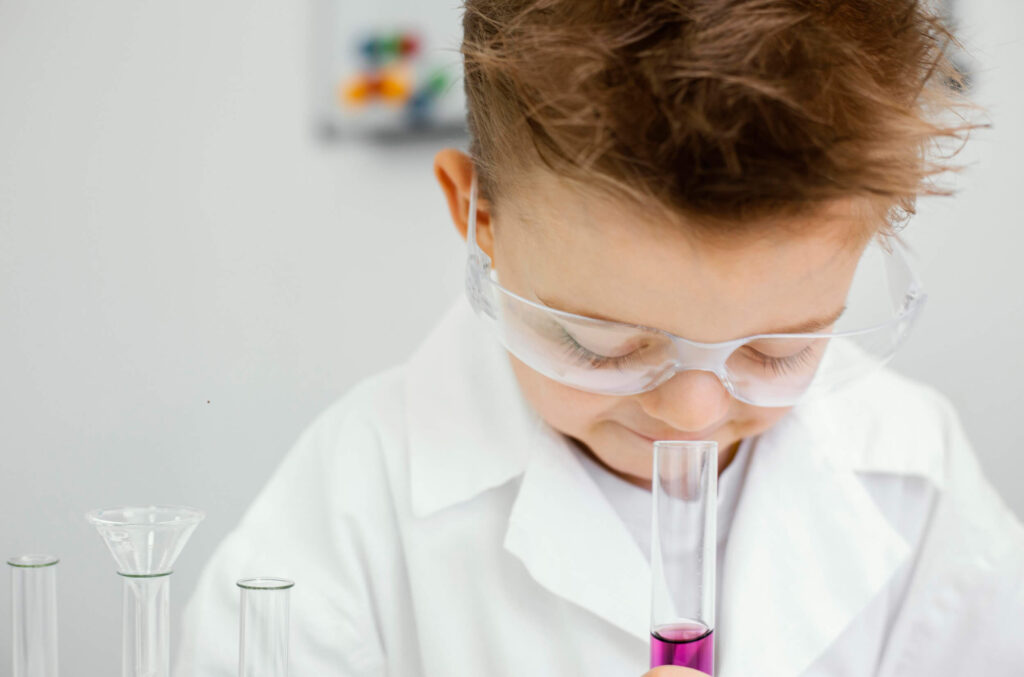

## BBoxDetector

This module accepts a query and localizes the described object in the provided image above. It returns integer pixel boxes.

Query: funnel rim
[118,570,174,579]
[85,504,206,527]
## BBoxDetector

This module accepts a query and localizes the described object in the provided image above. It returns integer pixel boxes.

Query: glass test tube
[237,578,294,677]
[650,441,717,675]
[8,555,59,677]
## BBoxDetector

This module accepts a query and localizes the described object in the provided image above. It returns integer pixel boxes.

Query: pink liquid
[650,621,714,675]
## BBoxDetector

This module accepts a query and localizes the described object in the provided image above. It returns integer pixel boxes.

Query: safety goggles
[464,175,926,407]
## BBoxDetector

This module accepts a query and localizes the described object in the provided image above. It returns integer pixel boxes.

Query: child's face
[436,151,870,486]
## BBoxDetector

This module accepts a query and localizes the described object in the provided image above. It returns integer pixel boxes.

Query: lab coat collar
[405,296,536,518]
[497,392,919,672]
[714,406,913,677]
[406,298,932,674]
[503,423,652,640]
[406,297,651,637]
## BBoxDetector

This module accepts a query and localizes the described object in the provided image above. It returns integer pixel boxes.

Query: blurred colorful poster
[313,0,466,139]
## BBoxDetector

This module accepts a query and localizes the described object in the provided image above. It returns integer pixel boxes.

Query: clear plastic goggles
[464,176,926,407]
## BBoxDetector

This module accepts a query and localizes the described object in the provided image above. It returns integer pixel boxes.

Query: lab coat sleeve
[173,384,395,677]
[877,393,1024,677]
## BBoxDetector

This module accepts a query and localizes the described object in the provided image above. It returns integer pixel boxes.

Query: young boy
[176,1,1024,675]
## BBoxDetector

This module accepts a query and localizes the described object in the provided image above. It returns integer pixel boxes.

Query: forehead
[493,174,872,342]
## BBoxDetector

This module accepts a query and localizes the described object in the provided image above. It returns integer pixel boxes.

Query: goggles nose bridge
[665,333,738,370]
[652,361,738,400]
[656,336,740,397]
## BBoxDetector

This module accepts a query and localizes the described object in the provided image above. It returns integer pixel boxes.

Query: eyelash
[744,345,817,376]
[561,328,817,376]
[558,330,642,370]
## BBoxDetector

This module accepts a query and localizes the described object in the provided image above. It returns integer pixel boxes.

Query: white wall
[0,1,465,672]
[0,0,1020,674]
[892,0,1024,513]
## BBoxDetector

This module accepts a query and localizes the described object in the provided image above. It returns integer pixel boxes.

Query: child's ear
[433,148,494,258]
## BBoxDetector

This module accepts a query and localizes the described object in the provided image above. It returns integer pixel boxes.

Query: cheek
[507,355,612,435]
[732,403,791,438]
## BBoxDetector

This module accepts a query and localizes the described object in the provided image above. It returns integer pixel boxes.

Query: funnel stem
[121,574,170,677]
[9,555,59,677]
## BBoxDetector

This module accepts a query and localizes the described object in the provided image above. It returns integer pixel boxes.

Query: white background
[1,0,1020,674]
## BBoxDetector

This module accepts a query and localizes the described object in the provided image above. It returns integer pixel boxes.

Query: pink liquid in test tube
[650,621,714,673]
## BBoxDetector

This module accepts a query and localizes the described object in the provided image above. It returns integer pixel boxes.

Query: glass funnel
[87,505,204,677]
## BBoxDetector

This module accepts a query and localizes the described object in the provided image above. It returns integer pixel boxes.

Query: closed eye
[558,329,645,370]
[742,345,818,376]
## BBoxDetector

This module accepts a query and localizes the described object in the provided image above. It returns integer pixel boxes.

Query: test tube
[650,441,717,675]
[87,505,204,677]
[237,578,294,677]
[8,555,59,677]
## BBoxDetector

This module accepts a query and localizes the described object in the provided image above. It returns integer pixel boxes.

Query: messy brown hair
[461,0,977,234]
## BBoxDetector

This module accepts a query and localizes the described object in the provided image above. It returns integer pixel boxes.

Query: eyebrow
[537,295,847,336]
[761,306,847,335]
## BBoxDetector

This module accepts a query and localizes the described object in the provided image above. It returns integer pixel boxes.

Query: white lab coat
[175,296,1024,677]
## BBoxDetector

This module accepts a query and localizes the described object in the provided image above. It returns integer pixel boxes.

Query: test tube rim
[651,440,717,450]
[6,554,60,568]
[237,577,295,591]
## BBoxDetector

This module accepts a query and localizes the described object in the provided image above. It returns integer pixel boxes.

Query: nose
[637,369,732,433]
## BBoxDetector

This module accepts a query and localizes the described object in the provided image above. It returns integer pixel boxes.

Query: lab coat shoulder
[826,366,1015,524]
[826,369,1024,676]
[175,367,412,677]
[803,366,956,483]
[891,392,1024,676]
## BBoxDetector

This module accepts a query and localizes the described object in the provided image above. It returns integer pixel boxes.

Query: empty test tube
[237,578,294,677]
[8,554,59,677]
